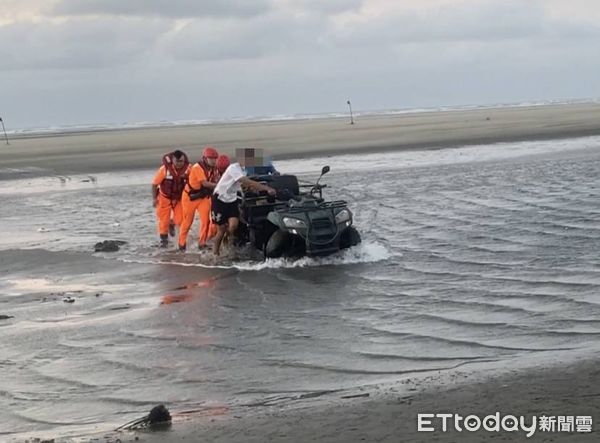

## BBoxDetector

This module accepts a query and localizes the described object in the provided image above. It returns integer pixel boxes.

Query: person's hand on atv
[239,176,276,197]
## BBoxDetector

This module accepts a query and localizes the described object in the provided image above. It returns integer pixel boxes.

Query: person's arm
[187,166,201,191]
[200,180,217,190]
[239,176,276,195]
[151,166,166,207]
[151,185,159,207]
[189,166,216,191]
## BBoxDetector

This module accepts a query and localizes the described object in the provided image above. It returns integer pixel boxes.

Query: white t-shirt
[214,163,245,203]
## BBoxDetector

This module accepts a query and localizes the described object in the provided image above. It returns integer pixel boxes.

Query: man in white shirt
[211,154,276,256]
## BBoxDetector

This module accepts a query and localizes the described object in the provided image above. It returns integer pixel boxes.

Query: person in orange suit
[178,146,220,250]
[152,150,190,247]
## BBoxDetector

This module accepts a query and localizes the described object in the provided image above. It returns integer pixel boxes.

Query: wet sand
[83,356,600,443]
[2,103,600,178]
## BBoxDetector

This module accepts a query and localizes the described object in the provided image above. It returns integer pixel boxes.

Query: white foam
[3,278,98,295]
[119,242,392,272]
[3,135,598,197]
[0,169,153,195]
[234,242,392,271]
[276,135,600,175]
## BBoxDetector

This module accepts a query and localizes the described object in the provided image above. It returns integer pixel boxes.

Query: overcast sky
[1,0,600,129]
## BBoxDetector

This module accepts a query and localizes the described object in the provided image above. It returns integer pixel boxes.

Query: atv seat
[241,175,299,226]
[266,174,300,196]
[244,174,300,202]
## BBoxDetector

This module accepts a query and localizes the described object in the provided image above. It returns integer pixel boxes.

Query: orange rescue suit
[152,165,189,236]
[178,161,219,247]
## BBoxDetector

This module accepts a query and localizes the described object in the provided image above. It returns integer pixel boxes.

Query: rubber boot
[160,234,168,248]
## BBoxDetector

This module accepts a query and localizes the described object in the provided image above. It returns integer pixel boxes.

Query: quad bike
[236,166,361,258]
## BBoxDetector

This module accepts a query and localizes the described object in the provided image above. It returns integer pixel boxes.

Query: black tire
[252,223,278,251]
[340,226,361,249]
[233,223,248,247]
[265,229,290,258]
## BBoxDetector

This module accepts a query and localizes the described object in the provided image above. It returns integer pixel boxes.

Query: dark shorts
[211,195,239,225]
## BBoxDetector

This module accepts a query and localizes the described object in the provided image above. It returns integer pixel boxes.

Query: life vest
[159,152,189,200]
[199,159,220,184]
[187,160,220,200]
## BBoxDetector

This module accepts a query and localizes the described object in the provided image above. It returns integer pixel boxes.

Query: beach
[2,103,600,178]
[95,355,600,443]
[1,103,600,443]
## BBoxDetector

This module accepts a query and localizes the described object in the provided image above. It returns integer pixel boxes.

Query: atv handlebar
[243,182,326,203]
[299,184,327,188]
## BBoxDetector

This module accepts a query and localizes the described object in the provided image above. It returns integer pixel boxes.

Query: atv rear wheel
[265,229,290,259]
[340,226,361,249]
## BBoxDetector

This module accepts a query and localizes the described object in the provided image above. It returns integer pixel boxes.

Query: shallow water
[1,137,600,439]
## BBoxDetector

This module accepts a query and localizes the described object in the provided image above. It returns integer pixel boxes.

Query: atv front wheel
[340,226,361,249]
[265,230,290,258]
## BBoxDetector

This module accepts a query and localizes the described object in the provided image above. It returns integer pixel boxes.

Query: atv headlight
[283,217,307,229]
[335,209,351,224]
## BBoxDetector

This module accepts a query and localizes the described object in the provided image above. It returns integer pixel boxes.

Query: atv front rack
[283,199,348,214]
[320,200,348,209]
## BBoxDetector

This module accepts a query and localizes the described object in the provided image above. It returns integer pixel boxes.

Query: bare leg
[227,217,239,239]
[213,225,228,256]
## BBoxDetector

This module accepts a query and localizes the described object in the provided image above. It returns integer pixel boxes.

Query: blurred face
[206,157,217,167]
[174,158,185,169]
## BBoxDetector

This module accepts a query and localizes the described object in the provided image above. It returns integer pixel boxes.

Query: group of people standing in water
[151,147,276,256]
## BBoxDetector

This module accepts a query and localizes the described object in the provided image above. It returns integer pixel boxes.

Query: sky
[1,0,600,129]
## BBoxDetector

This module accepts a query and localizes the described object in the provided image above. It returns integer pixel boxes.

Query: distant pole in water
[0,117,8,145]
[346,100,354,125]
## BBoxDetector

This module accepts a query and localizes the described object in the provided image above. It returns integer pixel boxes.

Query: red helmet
[216,154,230,173]
[202,146,219,159]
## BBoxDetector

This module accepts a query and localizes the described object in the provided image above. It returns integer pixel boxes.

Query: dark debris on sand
[94,240,128,252]
[116,404,172,431]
